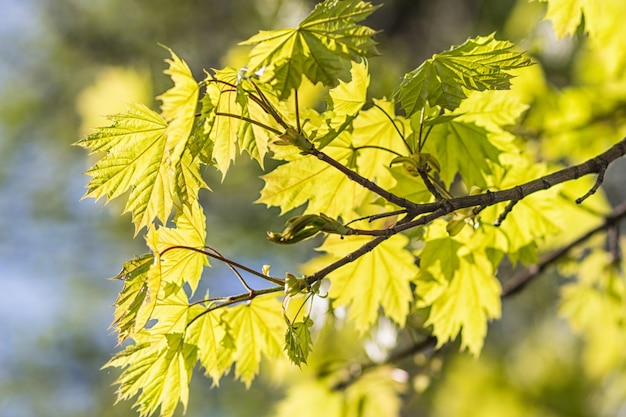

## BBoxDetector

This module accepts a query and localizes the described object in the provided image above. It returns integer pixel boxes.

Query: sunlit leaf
[314,60,371,148]
[77,103,174,234]
[240,0,380,99]
[416,233,501,355]
[105,332,197,417]
[257,132,368,219]
[187,306,235,385]
[304,234,417,332]
[110,254,154,344]
[396,33,533,114]
[145,201,208,293]
[423,120,502,188]
[203,68,281,175]
[157,47,200,165]
[224,295,286,386]
[285,316,314,367]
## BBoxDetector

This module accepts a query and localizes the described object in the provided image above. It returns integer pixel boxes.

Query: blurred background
[1,0,625,416]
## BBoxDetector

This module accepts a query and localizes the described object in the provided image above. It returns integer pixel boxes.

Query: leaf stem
[187,285,284,327]
[371,101,412,153]
[159,245,285,286]
[352,145,404,157]
[214,112,283,135]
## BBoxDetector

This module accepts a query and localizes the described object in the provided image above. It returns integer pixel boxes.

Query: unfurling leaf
[285,316,314,367]
[268,213,351,244]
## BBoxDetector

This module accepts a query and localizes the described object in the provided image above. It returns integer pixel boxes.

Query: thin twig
[371,101,413,153]
[215,112,282,135]
[501,199,626,297]
[160,245,284,286]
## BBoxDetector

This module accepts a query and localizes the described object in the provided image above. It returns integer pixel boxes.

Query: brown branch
[160,245,285,286]
[330,199,626,391]
[332,335,438,391]
[186,285,284,328]
[394,137,626,232]
[501,199,626,297]
[308,147,421,211]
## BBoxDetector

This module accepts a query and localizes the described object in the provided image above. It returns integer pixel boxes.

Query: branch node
[494,198,519,226]
[576,164,607,204]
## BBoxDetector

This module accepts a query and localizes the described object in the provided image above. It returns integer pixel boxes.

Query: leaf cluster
[76,1,626,416]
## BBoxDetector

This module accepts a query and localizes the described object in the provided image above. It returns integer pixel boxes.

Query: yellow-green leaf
[224,295,286,386]
[187,307,235,385]
[105,332,197,417]
[240,0,380,99]
[257,133,367,219]
[423,120,502,188]
[157,48,200,166]
[110,254,153,344]
[145,201,208,294]
[304,234,418,332]
[416,233,501,355]
[78,103,175,234]
[396,33,533,114]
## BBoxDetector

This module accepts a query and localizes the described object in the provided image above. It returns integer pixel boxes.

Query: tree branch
[501,199,626,297]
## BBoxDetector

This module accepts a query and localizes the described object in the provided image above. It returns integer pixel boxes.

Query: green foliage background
[2,1,626,417]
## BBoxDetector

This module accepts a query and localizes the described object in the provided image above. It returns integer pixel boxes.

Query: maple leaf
[187,306,235,385]
[105,332,197,417]
[78,50,204,234]
[110,254,153,344]
[257,133,368,219]
[145,201,208,294]
[149,282,192,336]
[313,60,370,148]
[224,295,286,386]
[203,68,281,175]
[396,33,533,115]
[423,119,502,188]
[240,0,380,99]
[480,154,563,264]
[157,47,200,165]
[416,234,501,355]
[284,316,314,367]
[304,234,418,332]
[176,148,210,205]
[77,103,175,234]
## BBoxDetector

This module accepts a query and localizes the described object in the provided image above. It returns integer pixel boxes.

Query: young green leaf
[416,237,502,356]
[313,60,370,148]
[203,68,282,175]
[110,254,154,344]
[422,120,502,188]
[257,133,368,219]
[224,295,286,386]
[157,47,200,166]
[396,33,533,115]
[145,201,208,294]
[105,332,197,417]
[303,234,418,332]
[240,0,380,99]
[285,316,314,367]
[77,103,175,234]
[187,307,236,385]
